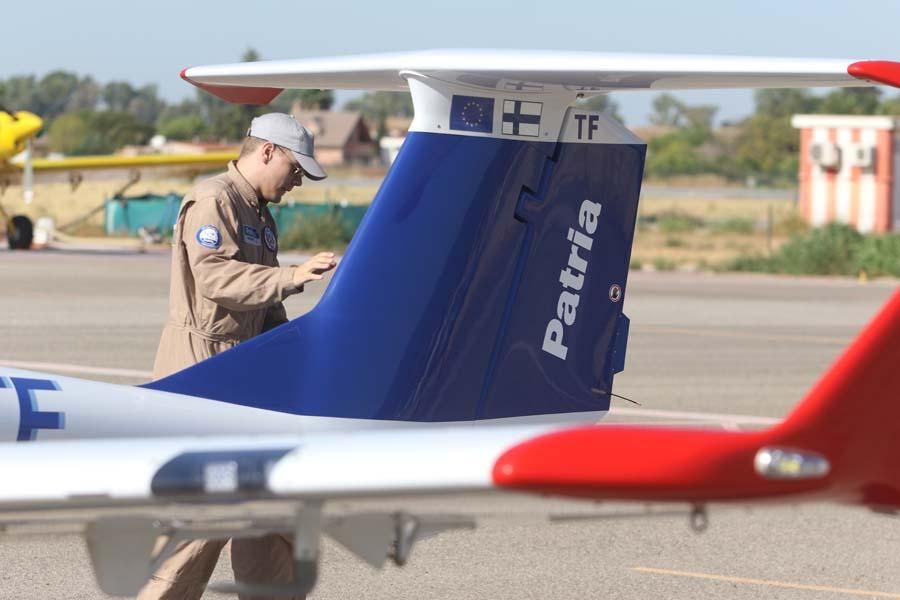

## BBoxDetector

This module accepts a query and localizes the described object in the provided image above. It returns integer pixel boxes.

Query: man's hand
[292,252,337,289]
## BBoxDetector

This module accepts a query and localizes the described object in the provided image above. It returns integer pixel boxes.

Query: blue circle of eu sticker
[264,226,277,252]
[196,225,221,249]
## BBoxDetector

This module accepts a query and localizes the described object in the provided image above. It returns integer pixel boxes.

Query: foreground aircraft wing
[4,288,900,596]
[180,49,900,103]
[0,425,553,596]
[0,426,548,508]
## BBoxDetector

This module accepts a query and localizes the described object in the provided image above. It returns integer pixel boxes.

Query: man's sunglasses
[275,145,304,179]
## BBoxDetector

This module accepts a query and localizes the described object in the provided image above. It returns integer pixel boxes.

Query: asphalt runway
[0,247,898,599]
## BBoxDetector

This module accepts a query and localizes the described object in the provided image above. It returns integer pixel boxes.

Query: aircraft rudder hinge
[610,312,630,376]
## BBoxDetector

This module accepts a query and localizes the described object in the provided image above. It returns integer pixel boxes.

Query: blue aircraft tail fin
[145,84,645,424]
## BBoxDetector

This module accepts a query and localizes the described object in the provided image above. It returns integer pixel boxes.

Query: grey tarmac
[0,247,897,599]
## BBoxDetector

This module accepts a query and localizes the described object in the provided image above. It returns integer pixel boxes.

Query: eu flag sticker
[450,95,494,133]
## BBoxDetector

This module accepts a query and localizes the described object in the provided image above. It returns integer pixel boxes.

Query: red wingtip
[495,289,900,508]
[179,68,282,105]
[769,289,900,507]
[491,426,822,503]
[848,60,900,89]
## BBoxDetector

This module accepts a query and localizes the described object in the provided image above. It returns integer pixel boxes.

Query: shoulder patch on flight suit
[243,225,261,246]
[264,226,277,252]
[196,225,222,249]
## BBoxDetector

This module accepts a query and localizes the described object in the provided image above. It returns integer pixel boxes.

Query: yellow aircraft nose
[0,111,44,161]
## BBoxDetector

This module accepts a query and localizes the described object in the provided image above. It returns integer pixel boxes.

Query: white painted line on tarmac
[0,360,151,379]
[609,407,779,426]
[0,360,784,426]
[639,325,849,346]
[633,567,900,598]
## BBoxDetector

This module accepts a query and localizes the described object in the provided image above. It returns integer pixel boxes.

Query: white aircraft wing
[0,425,561,596]
[180,49,898,102]
[0,425,551,508]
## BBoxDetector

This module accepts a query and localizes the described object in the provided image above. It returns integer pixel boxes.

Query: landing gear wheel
[8,215,33,250]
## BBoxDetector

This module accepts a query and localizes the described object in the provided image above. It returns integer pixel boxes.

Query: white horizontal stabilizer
[181,49,882,100]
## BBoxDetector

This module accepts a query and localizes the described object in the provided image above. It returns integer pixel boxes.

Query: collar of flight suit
[226,161,264,215]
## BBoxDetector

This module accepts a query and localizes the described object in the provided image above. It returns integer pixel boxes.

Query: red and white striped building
[792,115,898,233]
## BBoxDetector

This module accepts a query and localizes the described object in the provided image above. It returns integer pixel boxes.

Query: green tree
[647,94,717,133]
[345,91,414,118]
[0,76,37,110]
[575,95,622,122]
[156,99,206,139]
[35,71,81,119]
[681,104,717,132]
[878,94,900,115]
[644,134,707,177]
[753,89,819,118]
[648,93,683,126]
[156,99,203,123]
[47,111,152,155]
[127,84,164,125]
[726,89,822,184]
[271,89,335,112]
[46,111,89,154]
[79,111,153,154]
[66,76,100,113]
[731,113,799,181]
[642,94,720,178]
[158,114,207,140]
[195,48,266,141]
[103,81,137,112]
[818,88,881,115]
[197,93,263,141]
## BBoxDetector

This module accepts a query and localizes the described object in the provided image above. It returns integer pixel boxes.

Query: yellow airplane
[0,109,237,249]
[0,110,43,161]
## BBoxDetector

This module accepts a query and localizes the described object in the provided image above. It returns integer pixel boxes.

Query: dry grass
[0,177,379,233]
[639,196,797,221]
[1,173,801,272]
[632,196,801,270]
[280,185,377,206]
[0,179,195,231]
[631,229,786,271]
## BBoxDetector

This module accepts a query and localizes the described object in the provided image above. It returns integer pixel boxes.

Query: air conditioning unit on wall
[847,144,875,168]
[810,142,841,169]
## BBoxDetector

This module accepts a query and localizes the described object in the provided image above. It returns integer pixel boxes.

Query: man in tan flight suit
[140,113,337,600]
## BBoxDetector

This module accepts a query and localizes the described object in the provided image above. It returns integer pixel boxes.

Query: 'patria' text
[542,200,602,360]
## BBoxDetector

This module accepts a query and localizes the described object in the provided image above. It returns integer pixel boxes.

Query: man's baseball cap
[247,113,327,181]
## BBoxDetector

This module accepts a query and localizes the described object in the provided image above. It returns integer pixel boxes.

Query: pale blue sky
[4,0,900,125]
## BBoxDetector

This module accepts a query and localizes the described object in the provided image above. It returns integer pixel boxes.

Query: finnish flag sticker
[502,100,542,137]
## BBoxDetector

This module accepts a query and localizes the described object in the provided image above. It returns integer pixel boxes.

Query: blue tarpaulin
[105,194,368,237]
